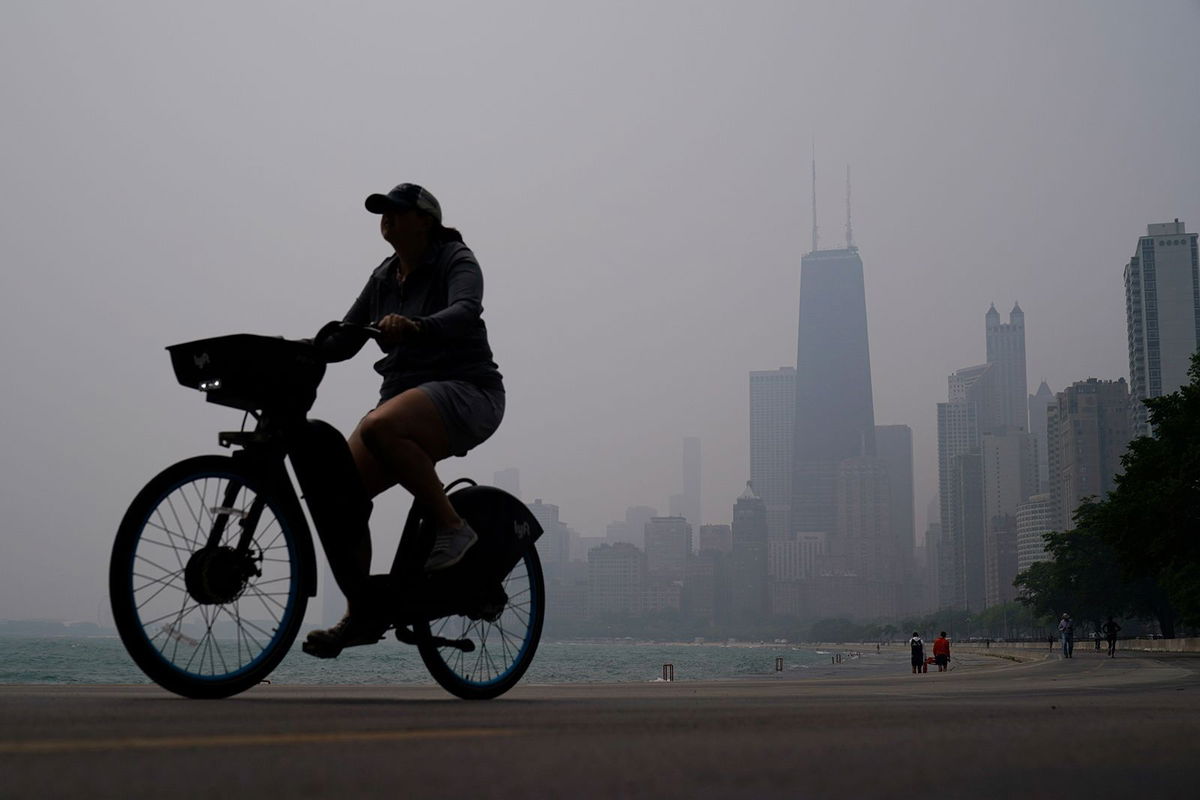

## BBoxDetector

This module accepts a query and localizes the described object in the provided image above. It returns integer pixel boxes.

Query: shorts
[911,655,924,667]
[418,380,505,457]
[935,654,949,666]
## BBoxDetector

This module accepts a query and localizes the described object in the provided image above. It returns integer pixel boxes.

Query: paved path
[2,649,1197,798]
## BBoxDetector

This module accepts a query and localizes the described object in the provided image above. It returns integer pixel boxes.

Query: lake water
[0,636,874,686]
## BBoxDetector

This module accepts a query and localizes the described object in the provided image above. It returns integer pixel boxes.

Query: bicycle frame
[206,430,322,601]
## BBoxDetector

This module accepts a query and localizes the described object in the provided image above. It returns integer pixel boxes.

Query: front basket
[167,334,326,413]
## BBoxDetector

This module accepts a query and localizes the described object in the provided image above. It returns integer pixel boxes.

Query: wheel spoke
[246,585,287,620]
[132,569,186,606]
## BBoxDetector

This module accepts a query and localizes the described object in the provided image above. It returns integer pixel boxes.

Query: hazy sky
[3,1,1198,621]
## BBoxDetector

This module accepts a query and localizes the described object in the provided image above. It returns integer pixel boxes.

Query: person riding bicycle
[305,183,504,656]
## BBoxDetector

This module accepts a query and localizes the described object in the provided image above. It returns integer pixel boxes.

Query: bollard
[775,656,784,672]
[662,663,675,682]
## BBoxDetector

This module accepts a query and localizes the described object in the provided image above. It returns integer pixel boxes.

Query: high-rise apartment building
[981,429,1038,607]
[750,367,796,540]
[875,424,916,572]
[1016,493,1053,573]
[1125,220,1200,437]
[528,498,569,573]
[1047,379,1132,532]
[983,514,1019,607]
[1028,381,1055,492]
[731,483,769,620]
[834,456,899,618]
[644,516,692,581]
[936,363,991,609]
[792,246,876,538]
[587,543,645,616]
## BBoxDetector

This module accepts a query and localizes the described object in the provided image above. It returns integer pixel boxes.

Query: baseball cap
[364,183,442,222]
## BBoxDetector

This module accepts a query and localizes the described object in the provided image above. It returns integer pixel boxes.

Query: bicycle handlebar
[312,320,381,363]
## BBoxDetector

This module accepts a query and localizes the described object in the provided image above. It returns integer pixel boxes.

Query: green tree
[1099,354,1200,631]
[1014,503,1132,630]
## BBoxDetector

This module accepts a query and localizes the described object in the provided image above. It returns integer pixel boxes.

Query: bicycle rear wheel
[109,455,308,698]
[416,546,544,700]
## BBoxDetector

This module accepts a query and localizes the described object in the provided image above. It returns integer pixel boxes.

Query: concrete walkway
[1,648,1196,798]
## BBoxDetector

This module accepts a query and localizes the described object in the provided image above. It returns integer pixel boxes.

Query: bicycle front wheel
[109,455,309,698]
[417,546,544,700]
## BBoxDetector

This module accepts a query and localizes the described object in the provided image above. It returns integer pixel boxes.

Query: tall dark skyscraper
[791,244,876,537]
[731,482,769,620]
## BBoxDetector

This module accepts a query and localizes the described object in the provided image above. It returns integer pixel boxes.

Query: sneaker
[302,611,387,659]
[424,522,479,572]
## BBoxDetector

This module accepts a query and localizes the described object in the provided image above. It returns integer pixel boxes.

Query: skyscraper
[792,245,876,538]
[528,498,569,573]
[874,424,915,568]
[750,367,796,541]
[1047,379,1131,532]
[587,543,645,616]
[731,482,769,620]
[986,303,1028,431]
[1124,220,1200,437]
[644,516,692,581]
[1028,381,1055,492]
[834,456,897,618]
[936,363,992,609]
[981,429,1037,606]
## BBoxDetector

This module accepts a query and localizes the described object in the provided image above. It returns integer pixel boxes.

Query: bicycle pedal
[301,639,342,659]
[394,625,421,645]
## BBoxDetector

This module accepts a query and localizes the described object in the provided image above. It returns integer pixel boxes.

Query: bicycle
[108,323,544,700]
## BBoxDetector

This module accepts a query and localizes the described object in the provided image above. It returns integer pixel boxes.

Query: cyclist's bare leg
[351,387,463,530]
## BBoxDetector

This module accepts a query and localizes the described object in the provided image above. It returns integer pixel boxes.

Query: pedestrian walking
[1058,613,1075,658]
[909,631,925,674]
[1102,617,1121,658]
[933,631,951,672]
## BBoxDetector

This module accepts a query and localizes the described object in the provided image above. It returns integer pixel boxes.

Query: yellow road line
[0,727,511,755]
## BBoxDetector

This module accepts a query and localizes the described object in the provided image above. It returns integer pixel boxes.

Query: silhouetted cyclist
[306,184,504,657]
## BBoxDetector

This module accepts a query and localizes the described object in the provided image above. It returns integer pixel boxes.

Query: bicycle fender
[449,485,543,580]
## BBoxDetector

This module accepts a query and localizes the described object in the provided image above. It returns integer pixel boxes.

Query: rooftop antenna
[811,141,819,253]
[845,164,854,249]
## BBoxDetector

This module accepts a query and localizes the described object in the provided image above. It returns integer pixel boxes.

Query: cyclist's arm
[412,254,484,340]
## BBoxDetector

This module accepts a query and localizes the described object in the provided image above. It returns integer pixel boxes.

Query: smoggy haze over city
[2,1,1198,621]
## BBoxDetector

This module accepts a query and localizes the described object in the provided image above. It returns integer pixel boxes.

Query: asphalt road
[2,648,1197,799]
